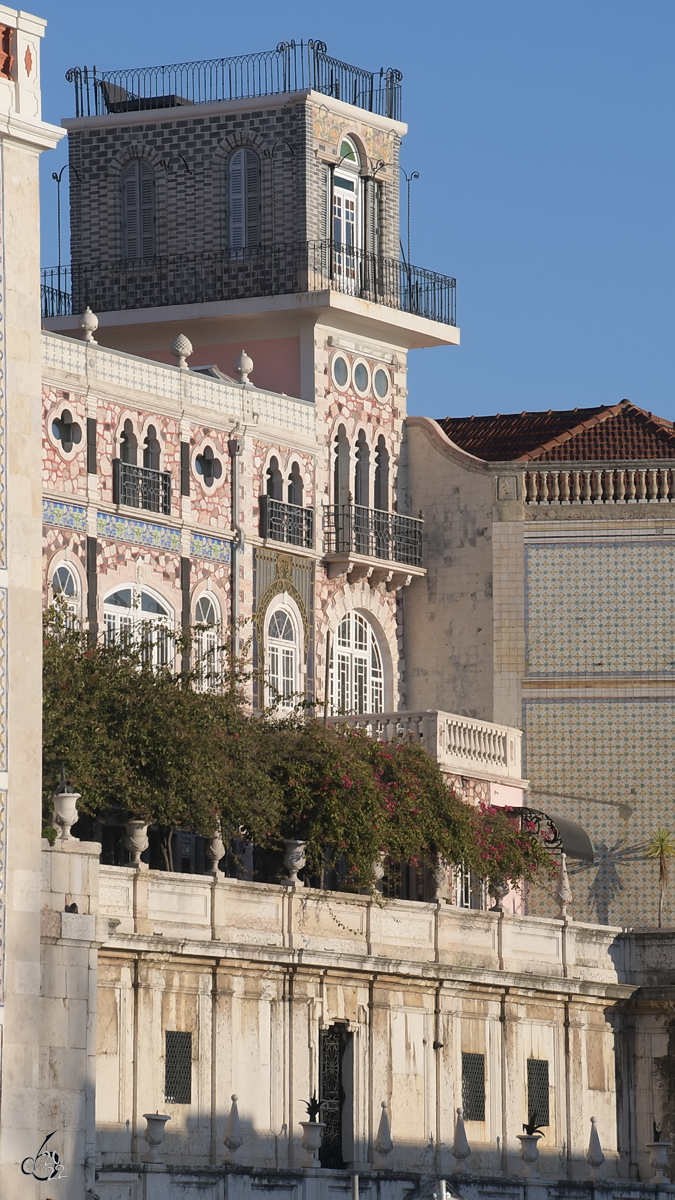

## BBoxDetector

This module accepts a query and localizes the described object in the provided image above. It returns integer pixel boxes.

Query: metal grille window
[319,1025,347,1169]
[165,1031,192,1104]
[527,1058,549,1127]
[461,1052,485,1122]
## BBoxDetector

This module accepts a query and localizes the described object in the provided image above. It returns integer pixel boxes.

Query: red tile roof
[437,401,675,462]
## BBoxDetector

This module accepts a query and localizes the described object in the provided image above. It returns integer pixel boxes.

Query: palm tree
[646,830,675,928]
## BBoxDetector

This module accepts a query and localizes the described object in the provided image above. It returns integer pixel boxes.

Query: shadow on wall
[94,1119,622,1187]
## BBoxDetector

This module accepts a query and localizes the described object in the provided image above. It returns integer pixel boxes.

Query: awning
[521,806,595,863]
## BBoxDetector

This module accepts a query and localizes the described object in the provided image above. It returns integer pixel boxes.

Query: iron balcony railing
[259,495,314,549]
[66,43,402,121]
[324,504,423,568]
[112,459,171,516]
[41,242,456,326]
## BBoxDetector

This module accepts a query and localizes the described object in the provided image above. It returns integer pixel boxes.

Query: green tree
[646,829,675,927]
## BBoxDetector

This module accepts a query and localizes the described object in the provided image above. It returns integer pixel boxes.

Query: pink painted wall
[140,337,301,398]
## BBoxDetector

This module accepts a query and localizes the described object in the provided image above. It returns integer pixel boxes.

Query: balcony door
[333,138,361,291]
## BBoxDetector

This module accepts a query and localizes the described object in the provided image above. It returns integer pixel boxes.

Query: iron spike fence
[323,503,423,568]
[41,242,456,326]
[66,42,403,120]
[112,459,171,516]
[258,495,314,549]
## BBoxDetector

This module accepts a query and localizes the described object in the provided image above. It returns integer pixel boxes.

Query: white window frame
[103,584,173,670]
[51,562,81,628]
[333,137,361,289]
[329,610,384,715]
[265,598,303,711]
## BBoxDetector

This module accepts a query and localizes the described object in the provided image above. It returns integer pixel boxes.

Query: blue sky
[37,0,675,421]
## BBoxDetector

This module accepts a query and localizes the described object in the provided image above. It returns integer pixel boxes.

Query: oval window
[374,368,389,398]
[332,355,349,388]
[353,362,369,394]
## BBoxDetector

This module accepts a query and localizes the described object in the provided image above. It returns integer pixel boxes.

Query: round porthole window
[353,360,370,395]
[332,355,349,389]
[374,367,390,399]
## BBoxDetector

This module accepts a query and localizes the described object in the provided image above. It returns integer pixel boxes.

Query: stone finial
[452,1107,471,1173]
[79,306,98,343]
[235,348,253,384]
[171,333,193,370]
[223,1094,243,1160]
[586,1116,605,1179]
[374,1100,393,1159]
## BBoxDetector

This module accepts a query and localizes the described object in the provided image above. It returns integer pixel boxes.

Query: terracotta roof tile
[437,401,675,462]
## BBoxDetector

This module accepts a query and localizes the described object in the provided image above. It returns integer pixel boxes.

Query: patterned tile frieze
[42,499,87,532]
[96,511,181,552]
[189,533,232,563]
[525,540,675,676]
[524,698,675,927]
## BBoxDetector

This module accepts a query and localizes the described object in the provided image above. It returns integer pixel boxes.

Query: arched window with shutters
[122,159,155,260]
[194,593,221,692]
[266,603,301,710]
[228,148,261,251]
[329,611,384,715]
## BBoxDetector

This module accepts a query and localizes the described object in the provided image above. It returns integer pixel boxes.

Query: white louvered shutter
[229,148,260,250]
[123,163,139,259]
[229,149,245,249]
[365,178,379,256]
[139,161,155,258]
[244,149,260,248]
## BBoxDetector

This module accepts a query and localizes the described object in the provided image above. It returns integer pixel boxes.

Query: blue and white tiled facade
[523,531,675,925]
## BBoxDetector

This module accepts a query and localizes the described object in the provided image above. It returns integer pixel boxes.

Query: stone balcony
[330,709,527,797]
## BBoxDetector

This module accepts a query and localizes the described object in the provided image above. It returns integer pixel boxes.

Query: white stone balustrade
[521,463,675,505]
[42,331,315,438]
[97,865,625,983]
[329,709,524,784]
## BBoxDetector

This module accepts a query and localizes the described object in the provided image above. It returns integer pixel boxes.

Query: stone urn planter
[125,820,149,868]
[51,766,80,843]
[647,1141,671,1184]
[517,1132,542,1177]
[299,1120,325,1168]
[432,857,449,901]
[207,832,226,876]
[142,1112,170,1162]
[283,839,307,887]
[489,880,509,912]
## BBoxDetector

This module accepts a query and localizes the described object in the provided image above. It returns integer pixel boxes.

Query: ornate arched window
[120,419,138,465]
[51,563,80,627]
[194,593,221,692]
[266,456,283,500]
[228,147,260,251]
[103,585,172,669]
[51,408,82,455]
[143,424,160,471]
[330,611,384,714]
[122,159,155,259]
[266,605,301,709]
[374,435,389,511]
[288,462,303,506]
[333,424,350,504]
[354,430,370,506]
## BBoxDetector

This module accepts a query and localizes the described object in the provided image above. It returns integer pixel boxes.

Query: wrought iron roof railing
[41,242,457,326]
[66,41,403,120]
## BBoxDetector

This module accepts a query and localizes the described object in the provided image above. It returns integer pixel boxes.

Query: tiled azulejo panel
[524,698,675,927]
[190,533,231,563]
[42,499,87,531]
[96,512,181,552]
[525,540,675,676]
